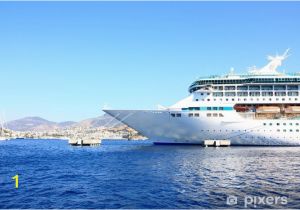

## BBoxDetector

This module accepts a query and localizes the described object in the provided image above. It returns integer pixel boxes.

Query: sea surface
[1,139,300,209]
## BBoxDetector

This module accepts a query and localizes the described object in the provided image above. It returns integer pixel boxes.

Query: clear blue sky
[1,2,300,122]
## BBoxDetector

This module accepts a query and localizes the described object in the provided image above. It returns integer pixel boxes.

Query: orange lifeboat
[256,106,280,113]
[234,105,250,112]
[285,106,300,113]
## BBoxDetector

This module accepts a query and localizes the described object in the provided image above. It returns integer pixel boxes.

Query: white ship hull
[104,50,300,146]
[104,109,300,146]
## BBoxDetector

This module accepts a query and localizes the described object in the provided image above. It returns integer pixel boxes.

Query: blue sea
[1,139,300,209]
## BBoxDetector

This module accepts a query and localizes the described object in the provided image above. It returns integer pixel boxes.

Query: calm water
[1,139,300,209]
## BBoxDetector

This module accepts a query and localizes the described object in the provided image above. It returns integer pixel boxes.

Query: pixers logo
[244,195,288,208]
[226,195,288,208]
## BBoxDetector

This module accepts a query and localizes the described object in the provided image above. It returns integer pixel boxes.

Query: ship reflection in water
[1,139,300,208]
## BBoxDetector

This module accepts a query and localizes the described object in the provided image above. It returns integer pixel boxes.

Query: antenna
[282,48,291,59]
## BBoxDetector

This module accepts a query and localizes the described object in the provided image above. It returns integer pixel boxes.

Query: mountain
[6,117,55,131]
[58,121,77,127]
[6,114,122,131]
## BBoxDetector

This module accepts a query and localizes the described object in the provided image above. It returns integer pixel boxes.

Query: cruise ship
[104,49,300,145]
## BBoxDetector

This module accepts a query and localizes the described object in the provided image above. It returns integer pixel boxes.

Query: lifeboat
[256,106,280,113]
[285,106,300,113]
[234,105,250,112]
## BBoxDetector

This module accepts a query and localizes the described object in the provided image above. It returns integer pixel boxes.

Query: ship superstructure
[105,49,300,145]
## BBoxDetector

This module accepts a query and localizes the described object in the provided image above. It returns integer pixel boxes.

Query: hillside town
[0,125,146,141]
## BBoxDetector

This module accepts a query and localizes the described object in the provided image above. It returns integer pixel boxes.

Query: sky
[1,2,300,122]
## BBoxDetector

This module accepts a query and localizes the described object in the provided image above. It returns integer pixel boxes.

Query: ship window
[196,99,199,101]
[225,86,235,90]
[195,113,199,117]
[287,85,298,90]
[225,92,236,97]
[207,99,210,101]
[282,98,285,101]
[283,123,286,125]
[219,107,224,110]
[213,113,218,117]
[207,107,211,110]
[213,92,223,97]
[288,92,299,96]
[176,113,181,117]
[188,113,193,117]
[261,85,273,90]
[219,113,224,117]
[207,93,210,95]
[207,113,212,117]
[226,98,229,101]
[275,92,286,96]
[283,129,287,132]
[274,85,286,90]
[250,92,260,96]
[269,123,272,126]
[213,107,218,110]
[237,92,248,97]
[296,123,299,126]
[262,92,273,96]
[290,123,293,126]
[277,129,280,132]
[263,123,266,126]
[171,113,175,117]
[249,85,260,90]
[277,123,280,126]
[244,98,247,101]
[296,98,298,101]
[201,93,204,95]
[297,129,299,132]
[290,129,293,132]
[237,86,248,90]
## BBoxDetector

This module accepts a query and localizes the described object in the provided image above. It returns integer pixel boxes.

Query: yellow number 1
[12,174,19,188]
